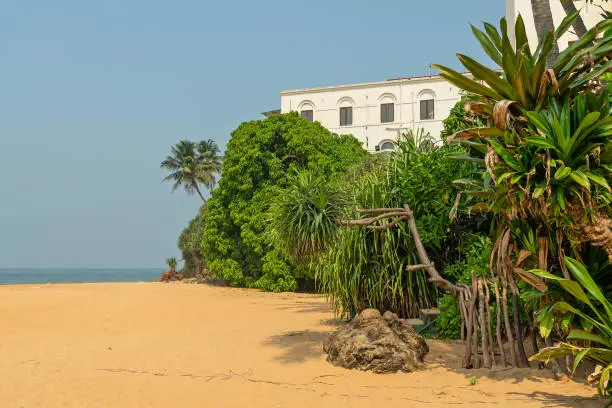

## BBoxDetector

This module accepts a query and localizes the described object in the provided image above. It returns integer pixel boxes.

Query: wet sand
[0,283,604,407]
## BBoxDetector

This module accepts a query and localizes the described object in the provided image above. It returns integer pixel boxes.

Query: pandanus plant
[530,257,612,397]
[432,12,612,263]
[429,11,611,370]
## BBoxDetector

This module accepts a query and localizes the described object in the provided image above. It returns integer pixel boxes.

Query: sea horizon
[0,268,163,285]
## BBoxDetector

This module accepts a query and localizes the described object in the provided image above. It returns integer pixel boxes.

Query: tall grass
[317,132,477,319]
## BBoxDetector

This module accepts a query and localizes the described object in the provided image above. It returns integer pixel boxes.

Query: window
[301,110,313,122]
[420,99,435,120]
[380,103,394,123]
[339,107,353,126]
[380,141,395,151]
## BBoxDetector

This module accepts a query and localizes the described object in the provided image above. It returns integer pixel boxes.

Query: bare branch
[343,211,408,226]
[366,216,408,231]
[406,263,435,272]
[356,208,406,214]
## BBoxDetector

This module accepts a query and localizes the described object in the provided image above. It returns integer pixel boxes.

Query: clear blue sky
[0,0,502,268]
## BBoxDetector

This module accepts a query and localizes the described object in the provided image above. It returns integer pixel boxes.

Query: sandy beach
[0,282,604,408]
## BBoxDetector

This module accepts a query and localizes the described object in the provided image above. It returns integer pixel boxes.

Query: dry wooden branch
[405,263,435,272]
[343,212,408,226]
[344,203,477,368]
[356,208,406,214]
[367,216,408,230]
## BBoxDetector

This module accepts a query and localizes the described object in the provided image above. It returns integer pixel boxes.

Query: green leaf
[514,14,532,56]
[555,10,581,40]
[432,64,504,100]
[570,61,612,89]
[533,185,545,198]
[450,127,505,141]
[569,169,591,189]
[446,153,486,165]
[601,364,611,396]
[530,269,592,306]
[554,166,572,180]
[457,54,516,98]
[572,348,590,374]
[586,173,611,191]
[567,330,612,348]
[489,139,525,172]
[525,136,556,149]
[552,302,612,338]
[471,25,503,67]
[484,22,502,50]
[539,307,554,339]
[497,172,516,184]
[565,257,612,322]
[510,174,523,184]
[555,186,566,210]
[525,111,552,135]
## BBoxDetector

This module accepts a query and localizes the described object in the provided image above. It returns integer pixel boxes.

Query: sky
[0,0,503,268]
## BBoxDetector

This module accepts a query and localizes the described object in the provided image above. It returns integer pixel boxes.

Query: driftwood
[343,204,530,369]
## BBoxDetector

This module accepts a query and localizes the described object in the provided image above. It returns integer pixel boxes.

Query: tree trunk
[502,284,519,367]
[559,0,587,38]
[193,183,206,202]
[513,293,530,367]
[530,0,560,66]
[484,280,496,365]
[478,279,492,368]
[545,336,565,379]
[463,273,479,368]
[493,279,507,366]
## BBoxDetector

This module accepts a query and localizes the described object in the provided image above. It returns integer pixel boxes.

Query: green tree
[178,205,207,277]
[202,113,367,292]
[160,139,222,202]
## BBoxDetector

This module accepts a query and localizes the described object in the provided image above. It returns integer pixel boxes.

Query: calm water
[0,268,163,285]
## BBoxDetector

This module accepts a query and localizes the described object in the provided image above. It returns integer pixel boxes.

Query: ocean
[0,268,163,285]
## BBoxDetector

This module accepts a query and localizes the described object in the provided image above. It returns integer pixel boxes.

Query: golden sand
[0,283,603,407]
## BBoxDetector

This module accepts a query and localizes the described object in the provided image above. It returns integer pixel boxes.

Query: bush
[178,206,206,277]
[202,113,367,291]
[318,132,481,318]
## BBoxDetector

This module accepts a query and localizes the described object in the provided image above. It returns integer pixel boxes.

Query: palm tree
[160,139,222,202]
[530,0,560,65]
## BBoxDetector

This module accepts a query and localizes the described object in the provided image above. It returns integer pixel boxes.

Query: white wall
[280,76,462,152]
[507,0,609,51]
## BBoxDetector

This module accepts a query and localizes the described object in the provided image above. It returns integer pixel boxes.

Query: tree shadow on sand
[263,330,332,363]
[504,391,605,408]
[424,340,603,406]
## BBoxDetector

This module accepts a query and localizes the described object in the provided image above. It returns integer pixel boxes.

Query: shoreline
[0,282,602,407]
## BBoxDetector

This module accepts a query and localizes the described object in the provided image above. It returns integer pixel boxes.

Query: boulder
[323,309,429,373]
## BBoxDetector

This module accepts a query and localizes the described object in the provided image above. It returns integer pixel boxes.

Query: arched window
[337,97,354,126]
[418,90,436,120]
[297,100,315,122]
[379,140,396,151]
[378,93,397,123]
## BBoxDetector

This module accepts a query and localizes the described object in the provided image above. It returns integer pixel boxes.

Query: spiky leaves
[530,257,612,396]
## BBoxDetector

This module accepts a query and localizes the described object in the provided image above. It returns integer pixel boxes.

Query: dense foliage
[178,206,206,277]
[436,235,493,338]
[432,9,612,376]
[202,113,367,292]
[317,133,482,318]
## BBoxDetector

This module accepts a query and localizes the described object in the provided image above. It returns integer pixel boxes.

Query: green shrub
[178,206,206,277]
[318,132,480,318]
[202,113,367,291]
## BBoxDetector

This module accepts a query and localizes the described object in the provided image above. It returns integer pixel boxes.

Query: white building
[273,0,609,152]
[507,0,609,54]
[279,75,463,152]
